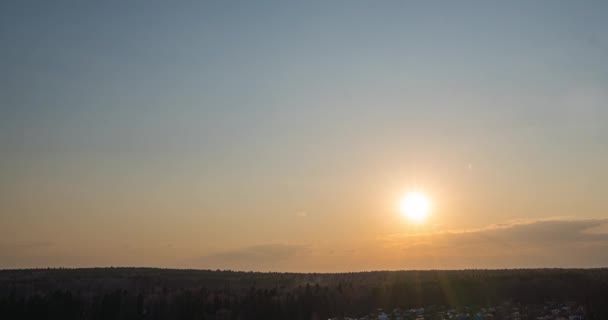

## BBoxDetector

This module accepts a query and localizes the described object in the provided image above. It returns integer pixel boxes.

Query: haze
[1,1,608,271]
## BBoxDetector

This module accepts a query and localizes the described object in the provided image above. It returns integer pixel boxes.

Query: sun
[400,192,431,223]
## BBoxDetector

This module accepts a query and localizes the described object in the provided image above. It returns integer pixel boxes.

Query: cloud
[378,218,608,268]
[382,218,608,247]
[193,219,608,271]
[199,244,311,270]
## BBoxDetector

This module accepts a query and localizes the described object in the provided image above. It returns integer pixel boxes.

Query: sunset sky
[1,1,608,271]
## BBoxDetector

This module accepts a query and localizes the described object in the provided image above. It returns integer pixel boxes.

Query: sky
[1,1,608,271]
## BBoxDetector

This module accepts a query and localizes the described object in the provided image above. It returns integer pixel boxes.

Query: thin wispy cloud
[377,218,608,269]
[381,218,608,247]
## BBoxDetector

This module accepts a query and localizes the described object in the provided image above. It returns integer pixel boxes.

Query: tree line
[1,268,607,319]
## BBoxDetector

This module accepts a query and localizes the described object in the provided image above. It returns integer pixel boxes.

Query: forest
[1,268,607,319]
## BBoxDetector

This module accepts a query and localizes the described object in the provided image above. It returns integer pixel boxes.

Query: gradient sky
[1,1,608,271]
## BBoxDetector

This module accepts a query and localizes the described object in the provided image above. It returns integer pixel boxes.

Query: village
[330,301,586,320]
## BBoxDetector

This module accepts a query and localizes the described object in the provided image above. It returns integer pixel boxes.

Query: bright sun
[400,192,431,223]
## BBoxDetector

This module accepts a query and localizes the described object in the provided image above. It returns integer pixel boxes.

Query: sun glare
[400,192,431,223]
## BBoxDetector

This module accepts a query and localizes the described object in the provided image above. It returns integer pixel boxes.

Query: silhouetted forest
[1,268,607,319]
